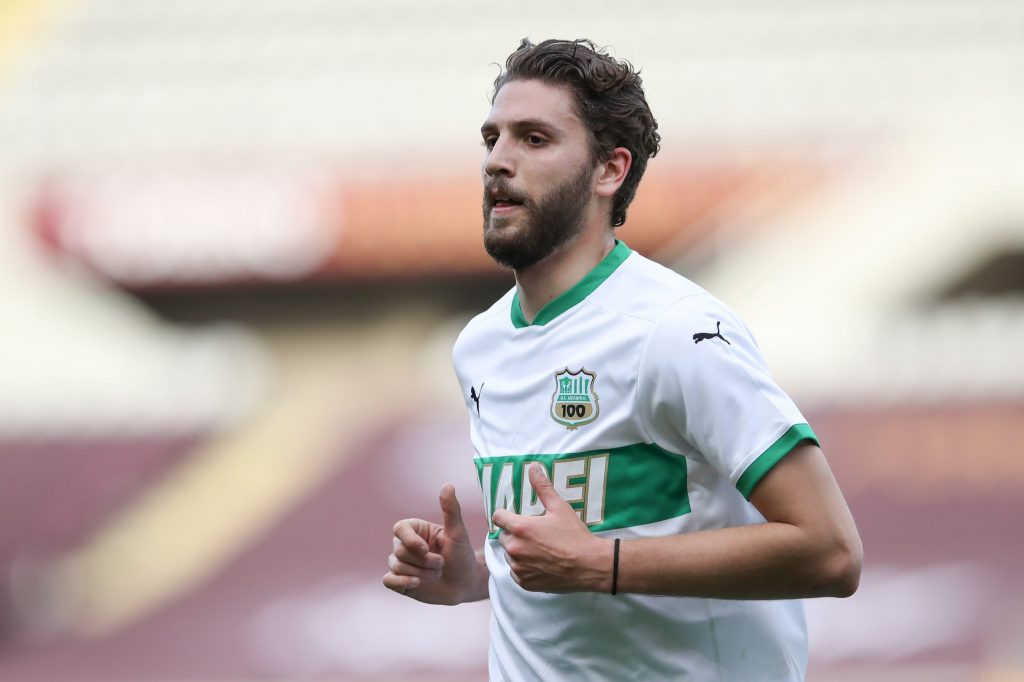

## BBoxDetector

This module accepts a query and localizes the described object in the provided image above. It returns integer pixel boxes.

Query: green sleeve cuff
[736,423,819,499]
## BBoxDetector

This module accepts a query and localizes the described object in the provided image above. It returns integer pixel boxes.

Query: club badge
[551,367,599,430]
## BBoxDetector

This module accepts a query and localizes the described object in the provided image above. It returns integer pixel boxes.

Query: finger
[394,543,444,569]
[393,519,431,555]
[388,553,442,578]
[491,509,520,535]
[497,528,513,554]
[528,462,565,512]
[439,484,467,541]
[507,566,522,586]
[383,572,420,594]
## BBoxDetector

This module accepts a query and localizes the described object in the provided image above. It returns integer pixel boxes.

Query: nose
[483,135,515,179]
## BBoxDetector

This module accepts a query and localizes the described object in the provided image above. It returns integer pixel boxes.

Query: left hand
[491,462,614,593]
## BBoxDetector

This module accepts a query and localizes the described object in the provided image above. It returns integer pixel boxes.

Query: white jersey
[452,241,816,681]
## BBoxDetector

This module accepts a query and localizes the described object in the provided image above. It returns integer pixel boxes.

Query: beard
[482,164,593,271]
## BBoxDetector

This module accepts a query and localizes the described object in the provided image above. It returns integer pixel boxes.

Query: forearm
[499,446,861,599]
[591,521,860,600]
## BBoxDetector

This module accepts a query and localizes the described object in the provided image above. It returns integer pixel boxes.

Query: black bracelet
[611,538,620,595]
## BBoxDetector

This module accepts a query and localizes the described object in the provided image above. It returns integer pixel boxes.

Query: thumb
[439,484,468,540]
[528,462,565,513]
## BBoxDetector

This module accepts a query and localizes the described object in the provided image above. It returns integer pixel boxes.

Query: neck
[514,228,616,324]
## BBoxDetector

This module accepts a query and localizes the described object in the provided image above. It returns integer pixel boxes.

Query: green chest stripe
[476,443,690,539]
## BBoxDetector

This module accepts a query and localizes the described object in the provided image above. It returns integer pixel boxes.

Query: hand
[383,484,487,605]
[491,462,613,593]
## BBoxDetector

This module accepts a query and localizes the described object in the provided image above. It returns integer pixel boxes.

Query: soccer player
[384,38,862,681]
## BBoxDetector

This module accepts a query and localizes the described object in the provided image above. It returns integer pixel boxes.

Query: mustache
[483,180,531,210]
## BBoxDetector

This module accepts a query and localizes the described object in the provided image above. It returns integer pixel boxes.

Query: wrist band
[611,538,620,595]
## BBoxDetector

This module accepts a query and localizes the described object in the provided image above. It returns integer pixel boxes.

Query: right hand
[383,484,484,605]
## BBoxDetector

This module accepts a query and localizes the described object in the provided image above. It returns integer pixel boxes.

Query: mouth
[485,184,527,215]
[491,199,523,214]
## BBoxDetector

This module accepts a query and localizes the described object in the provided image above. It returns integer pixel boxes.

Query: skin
[383,79,863,603]
[384,484,488,604]
[479,79,631,322]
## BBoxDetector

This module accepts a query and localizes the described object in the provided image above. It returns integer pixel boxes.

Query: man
[384,38,862,681]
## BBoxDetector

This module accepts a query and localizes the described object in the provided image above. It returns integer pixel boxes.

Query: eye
[525,134,547,146]
[482,135,497,150]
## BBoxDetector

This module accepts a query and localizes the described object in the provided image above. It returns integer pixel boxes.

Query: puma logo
[693,321,731,345]
[470,383,484,414]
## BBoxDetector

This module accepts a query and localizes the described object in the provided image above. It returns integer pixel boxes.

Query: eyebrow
[480,118,560,136]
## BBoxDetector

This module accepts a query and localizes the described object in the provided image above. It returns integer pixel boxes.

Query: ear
[594,147,632,199]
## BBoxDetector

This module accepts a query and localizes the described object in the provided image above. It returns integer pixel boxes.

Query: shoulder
[452,286,516,363]
[592,249,738,329]
[602,253,761,378]
[641,288,760,373]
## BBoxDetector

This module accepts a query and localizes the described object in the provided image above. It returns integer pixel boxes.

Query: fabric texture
[453,242,815,681]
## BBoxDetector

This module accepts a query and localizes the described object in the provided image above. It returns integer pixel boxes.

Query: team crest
[551,367,599,430]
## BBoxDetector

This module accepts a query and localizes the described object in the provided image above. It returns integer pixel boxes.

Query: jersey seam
[704,599,726,682]
[668,296,798,486]
[634,314,659,447]
[585,290,710,325]
[734,423,816,499]
[720,308,804,486]
[511,240,632,328]
[728,403,803,488]
[633,292,723,448]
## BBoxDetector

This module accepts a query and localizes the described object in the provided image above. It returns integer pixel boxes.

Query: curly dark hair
[492,38,660,228]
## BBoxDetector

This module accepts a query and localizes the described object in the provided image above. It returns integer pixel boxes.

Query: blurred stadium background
[1,1,1022,680]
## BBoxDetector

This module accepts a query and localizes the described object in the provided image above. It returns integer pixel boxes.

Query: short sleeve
[637,295,818,499]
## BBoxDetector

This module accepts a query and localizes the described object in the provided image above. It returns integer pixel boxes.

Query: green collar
[511,240,632,328]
